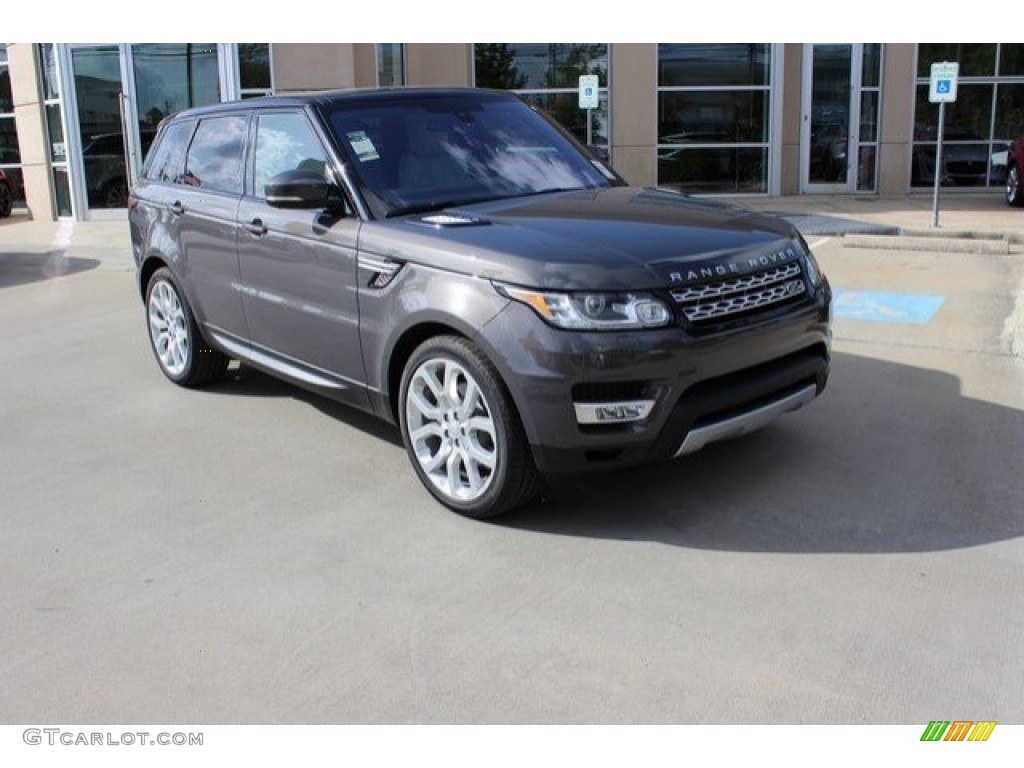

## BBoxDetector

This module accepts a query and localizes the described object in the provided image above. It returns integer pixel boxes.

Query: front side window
[252,112,327,198]
[184,115,247,194]
[326,93,613,219]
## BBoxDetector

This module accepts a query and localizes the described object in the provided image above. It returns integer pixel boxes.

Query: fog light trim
[574,400,655,425]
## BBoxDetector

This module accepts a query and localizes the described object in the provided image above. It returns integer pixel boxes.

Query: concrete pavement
[1,195,1022,725]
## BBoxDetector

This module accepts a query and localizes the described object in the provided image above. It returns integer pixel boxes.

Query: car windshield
[324,92,614,218]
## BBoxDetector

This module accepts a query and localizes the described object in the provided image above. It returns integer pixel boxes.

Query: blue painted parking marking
[832,290,945,324]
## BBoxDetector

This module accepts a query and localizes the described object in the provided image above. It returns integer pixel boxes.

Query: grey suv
[129,88,831,518]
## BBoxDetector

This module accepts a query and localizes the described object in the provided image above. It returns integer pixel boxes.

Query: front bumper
[477,286,831,474]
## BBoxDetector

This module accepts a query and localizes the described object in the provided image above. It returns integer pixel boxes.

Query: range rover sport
[129,88,832,518]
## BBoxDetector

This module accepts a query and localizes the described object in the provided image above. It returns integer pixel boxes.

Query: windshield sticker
[347,131,379,162]
[591,160,617,180]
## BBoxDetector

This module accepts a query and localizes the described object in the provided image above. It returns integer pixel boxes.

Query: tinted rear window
[143,121,194,184]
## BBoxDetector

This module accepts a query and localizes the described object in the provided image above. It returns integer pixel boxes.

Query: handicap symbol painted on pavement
[832,290,945,324]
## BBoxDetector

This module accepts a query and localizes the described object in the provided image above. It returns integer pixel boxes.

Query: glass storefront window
[658,147,767,194]
[912,44,1022,189]
[657,43,774,194]
[658,44,770,87]
[917,44,996,77]
[239,43,272,96]
[376,44,404,87]
[474,44,610,149]
[999,45,1024,76]
[0,44,24,210]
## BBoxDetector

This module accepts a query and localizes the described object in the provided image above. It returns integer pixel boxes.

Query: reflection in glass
[995,82,1024,138]
[239,43,271,91]
[53,166,72,216]
[809,45,852,184]
[253,113,327,197]
[917,44,995,77]
[132,44,219,143]
[72,46,128,209]
[184,116,247,195]
[0,58,12,112]
[860,91,879,143]
[0,116,20,164]
[46,103,65,159]
[658,44,770,87]
[914,83,993,140]
[857,146,876,191]
[1000,44,1024,76]
[658,90,767,144]
[519,91,608,146]
[911,143,994,187]
[475,44,607,90]
[862,44,882,89]
[40,43,60,100]
[376,44,404,87]
[658,147,767,194]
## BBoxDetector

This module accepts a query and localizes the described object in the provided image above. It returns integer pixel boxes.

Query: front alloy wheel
[1007,165,1023,207]
[399,336,541,518]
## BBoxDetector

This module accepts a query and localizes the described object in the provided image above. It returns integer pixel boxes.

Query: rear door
[236,109,368,406]
[177,113,250,343]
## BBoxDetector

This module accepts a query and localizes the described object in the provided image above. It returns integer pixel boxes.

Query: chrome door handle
[170,201,184,216]
[244,219,267,236]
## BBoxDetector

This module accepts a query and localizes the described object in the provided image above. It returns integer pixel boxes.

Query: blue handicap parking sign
[936,79,951,94]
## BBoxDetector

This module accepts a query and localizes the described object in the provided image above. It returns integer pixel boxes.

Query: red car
[0,169,13,218]
[1007,138,1024,207]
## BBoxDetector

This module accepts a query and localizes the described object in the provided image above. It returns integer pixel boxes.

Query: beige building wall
[879,44,915,195]
[609,44,657,187]
[8,43,53,220]
[779,44,803,196]
[273,44,356,92]
[403,44,472,87]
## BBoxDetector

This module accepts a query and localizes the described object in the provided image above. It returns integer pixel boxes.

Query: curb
[842,233,1011,254]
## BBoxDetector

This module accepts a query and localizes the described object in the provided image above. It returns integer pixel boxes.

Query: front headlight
[494,283,672,330]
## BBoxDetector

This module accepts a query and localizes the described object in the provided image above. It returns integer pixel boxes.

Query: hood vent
[417,214,489,227]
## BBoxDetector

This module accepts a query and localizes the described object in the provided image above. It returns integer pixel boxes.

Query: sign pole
[586,108,593,147]
[927,60,958,229]
[931,101,945,228]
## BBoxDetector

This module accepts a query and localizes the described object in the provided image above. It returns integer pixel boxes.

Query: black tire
[145,267,229,387]
[1006,164,1024,207]
[0,184,11,218]
[398,335,542,519]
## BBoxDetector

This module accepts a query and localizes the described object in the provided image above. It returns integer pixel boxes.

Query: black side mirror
[265,169,333,209]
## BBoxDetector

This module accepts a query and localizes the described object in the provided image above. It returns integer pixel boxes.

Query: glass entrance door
[800,44,882,193]
[66,43,222,218]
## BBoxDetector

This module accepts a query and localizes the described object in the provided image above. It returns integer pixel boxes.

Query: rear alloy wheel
[146,267,228,387]
[1007,165,1024,207]
[399,336,541,519]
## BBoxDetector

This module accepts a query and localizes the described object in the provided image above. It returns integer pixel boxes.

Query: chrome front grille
[671,262,807,324]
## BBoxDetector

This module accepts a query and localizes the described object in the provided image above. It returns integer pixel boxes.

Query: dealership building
[1,43,1021,220]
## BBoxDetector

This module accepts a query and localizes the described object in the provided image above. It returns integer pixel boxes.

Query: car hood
[358,187,800,291]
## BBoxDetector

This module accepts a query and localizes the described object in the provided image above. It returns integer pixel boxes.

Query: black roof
[168,87,517,121]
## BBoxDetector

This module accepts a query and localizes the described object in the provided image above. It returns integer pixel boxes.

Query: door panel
[236,110,368,403]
